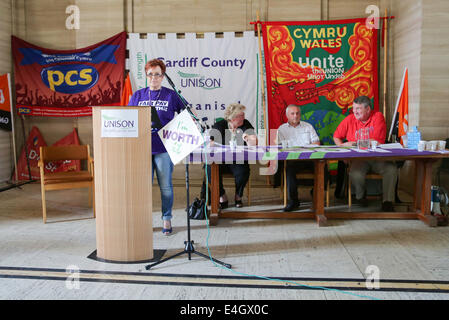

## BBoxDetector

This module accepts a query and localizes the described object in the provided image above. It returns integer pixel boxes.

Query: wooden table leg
[209,162,219,226]
[417,159,438,227]
[413,159,423,212]
[313,160,327,227]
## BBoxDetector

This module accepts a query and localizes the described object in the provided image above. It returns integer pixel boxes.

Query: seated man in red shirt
[333,96,397,212]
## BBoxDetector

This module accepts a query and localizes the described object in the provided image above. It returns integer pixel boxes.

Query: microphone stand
[145,73,231,270]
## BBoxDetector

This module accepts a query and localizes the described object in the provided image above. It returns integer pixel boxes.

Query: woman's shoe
[235,199,243,208]
[219,200,228,209]
[162,220,172,235]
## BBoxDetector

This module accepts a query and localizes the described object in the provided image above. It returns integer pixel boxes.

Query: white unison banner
[127,32,262,131]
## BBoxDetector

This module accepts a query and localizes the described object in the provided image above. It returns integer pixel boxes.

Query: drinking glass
[356,128,370,150]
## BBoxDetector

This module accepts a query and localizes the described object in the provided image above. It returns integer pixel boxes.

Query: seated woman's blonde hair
[224,103,246,121]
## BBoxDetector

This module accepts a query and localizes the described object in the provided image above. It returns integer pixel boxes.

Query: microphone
[164,72,188,106]
[164,72,205,132]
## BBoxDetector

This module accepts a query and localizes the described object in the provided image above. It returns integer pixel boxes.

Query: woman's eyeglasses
[147,73,164,78]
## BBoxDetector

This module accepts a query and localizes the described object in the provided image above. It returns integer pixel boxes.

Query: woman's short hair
[224,103,246,121]
[145,59,166,75]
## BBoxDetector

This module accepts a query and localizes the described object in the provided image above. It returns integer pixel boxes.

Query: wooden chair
[38,145,95,223]
[283,160,330,207]
[347,162,382,208]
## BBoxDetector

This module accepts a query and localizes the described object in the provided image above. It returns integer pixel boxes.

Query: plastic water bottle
[229,132,237,149]
[407,126,421,150]
[431,186,442,215]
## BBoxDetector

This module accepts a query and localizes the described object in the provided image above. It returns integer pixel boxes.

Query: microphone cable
[199,136,380,301]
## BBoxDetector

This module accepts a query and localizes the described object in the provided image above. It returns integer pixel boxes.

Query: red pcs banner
[12,32,126,117]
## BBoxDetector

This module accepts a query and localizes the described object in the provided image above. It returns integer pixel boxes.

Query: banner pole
[383,8,388,118]
[7,74,18,182]
[256,11,268,146]
[19,115,32,181]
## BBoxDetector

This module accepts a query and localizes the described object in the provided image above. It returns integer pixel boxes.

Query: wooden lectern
[92,106,153,262]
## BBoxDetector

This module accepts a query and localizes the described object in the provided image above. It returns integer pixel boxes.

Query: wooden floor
[0,182,449,301]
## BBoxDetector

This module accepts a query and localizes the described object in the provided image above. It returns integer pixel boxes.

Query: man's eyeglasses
[147,73,164,78]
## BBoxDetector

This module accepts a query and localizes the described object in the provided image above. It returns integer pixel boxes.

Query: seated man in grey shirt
[277,104,320,212]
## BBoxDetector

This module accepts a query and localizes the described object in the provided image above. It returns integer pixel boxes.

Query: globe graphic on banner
[302,109,346,146]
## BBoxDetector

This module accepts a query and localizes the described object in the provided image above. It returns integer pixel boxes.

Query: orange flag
[389,68,409,145]
[0,73,12,131]
[120,73,133,106]
[397,69,409,144]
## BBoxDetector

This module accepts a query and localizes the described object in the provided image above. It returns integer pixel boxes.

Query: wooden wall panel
[0,0,12,73]
[266,0,321,21]
[133,0,249,33]
[0,131,12,183]
[419,0,449,140]
[75,0,125,47]
[22,0,75,49]
[328,0,379,20]
[0,0,13,183]
[391,0,422,128]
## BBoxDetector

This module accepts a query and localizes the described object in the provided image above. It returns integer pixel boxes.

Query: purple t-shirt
[128,86,186,154]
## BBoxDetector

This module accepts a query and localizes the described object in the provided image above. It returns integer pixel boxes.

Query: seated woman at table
[202,103,257,208]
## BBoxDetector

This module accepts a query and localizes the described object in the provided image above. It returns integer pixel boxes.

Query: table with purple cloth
[187,145,449,227]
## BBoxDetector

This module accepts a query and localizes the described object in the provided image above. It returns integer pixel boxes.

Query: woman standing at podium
[128,59,186,235]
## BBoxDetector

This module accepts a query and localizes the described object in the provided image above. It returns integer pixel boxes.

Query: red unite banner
[261,19,378,144]
[12,32,126,117]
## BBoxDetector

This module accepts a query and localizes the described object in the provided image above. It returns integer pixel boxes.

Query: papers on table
[304,144,326,148]
[379,143,404,149]
[282,144,329,149]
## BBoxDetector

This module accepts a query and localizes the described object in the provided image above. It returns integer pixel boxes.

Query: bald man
[277,104,320,212]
